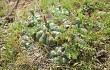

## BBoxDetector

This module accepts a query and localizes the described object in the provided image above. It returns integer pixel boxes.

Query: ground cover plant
[0,0,110,70]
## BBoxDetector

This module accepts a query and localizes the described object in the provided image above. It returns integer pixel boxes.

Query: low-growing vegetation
[0,0,110,70]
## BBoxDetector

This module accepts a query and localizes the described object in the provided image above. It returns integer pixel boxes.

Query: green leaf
[24,43,30,49]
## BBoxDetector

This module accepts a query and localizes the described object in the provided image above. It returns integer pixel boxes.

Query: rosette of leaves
[49,7,69,26]
[27,10,43,36]
[20,35,31,49]
[51,7,69,15]
[28,10,41,27]
[34,22,62,46]
[49,47,69,64]
[50,7,69,21]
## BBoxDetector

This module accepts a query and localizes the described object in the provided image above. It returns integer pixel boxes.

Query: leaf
[24,43,30,49]
[66,50,79,59]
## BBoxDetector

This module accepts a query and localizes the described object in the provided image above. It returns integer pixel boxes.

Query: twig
[0,0,20,21]
[7,0,20,17]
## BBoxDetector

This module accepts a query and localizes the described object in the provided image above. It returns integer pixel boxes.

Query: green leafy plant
[28,10,41,27]
[34,22,61,46]
[50,47,68,64]
[1,0,110,70]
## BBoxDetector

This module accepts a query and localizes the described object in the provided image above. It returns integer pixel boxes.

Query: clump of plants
[34,22,61,46]
[0,0,110,70]
[49,47,68,64]
[36,0,110,69]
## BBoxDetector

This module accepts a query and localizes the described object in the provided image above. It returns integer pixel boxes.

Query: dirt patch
[5,0,39,20]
